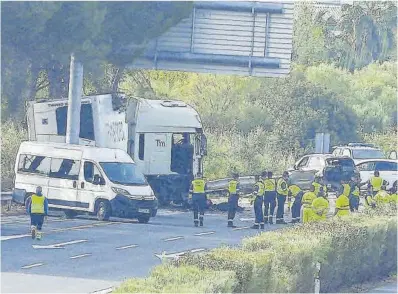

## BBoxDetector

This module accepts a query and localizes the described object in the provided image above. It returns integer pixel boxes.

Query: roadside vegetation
[115,207,397,293]
[1,2,397,182]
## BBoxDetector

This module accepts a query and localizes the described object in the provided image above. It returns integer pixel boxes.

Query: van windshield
[100,162,147,186]
[352,149,384,159]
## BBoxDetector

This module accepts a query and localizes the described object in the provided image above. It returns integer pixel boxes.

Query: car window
[357,162,376,171]
[352,149,385,159]
[18,154,51,176]
[297,157,309,169]
[375,161,398,171]
[308,156,325,169]
[333,148,341,156]
[84,161,103,183]
[50,158,81,180]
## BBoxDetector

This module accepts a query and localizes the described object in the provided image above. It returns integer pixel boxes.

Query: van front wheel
[96,200,110,221]
[137,215,150,224]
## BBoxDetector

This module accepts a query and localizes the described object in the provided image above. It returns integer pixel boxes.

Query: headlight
[112,187,130,195]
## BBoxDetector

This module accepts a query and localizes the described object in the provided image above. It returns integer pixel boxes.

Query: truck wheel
[96,200,110,221]
[64,210,77,219]
[138,215,150,224]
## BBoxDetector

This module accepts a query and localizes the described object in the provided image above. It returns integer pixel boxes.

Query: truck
[26,94,207,205]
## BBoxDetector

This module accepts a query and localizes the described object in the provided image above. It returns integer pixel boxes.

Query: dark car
[288,154,359,192]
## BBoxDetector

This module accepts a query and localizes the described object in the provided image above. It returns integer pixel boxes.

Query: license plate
[138,208,150,214]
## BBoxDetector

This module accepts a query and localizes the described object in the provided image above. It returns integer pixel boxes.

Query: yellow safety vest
[312,197,329,220]
[228,180,239,194]
[192,179,205,193]
[335,194,350,217]
[352,186,360,197]
[263,178,276,191]
[255,181,265,196]
[342,184,351,197]
[375,190,390,204]
[289,185,302,197]
[370,177,383,192]
[365,195,376,208]
[312,182,322,196]
[31,194,45,214]
[302,192,316,208]
[277,178,288,196]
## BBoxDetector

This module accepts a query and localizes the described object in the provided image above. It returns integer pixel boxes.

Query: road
[1,207,290,293]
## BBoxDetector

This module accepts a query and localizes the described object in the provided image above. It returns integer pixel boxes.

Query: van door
[147,133,171,175]
[77,161,107,212]
[48,158,81,209]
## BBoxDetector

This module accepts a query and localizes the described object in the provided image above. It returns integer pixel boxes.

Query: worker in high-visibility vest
[301,185,317,223]
[227,173,240,228]
[374,186,391,206]
[288,184,303,223]
[362,170,387,196]
[276,171,289,224]
[263,171,277,225]
[251,175,265,229]
[189,173,207,227]
[334,191,350,217]
[311,192,329,222]
[26,186,48,240]
[364,183,376,209]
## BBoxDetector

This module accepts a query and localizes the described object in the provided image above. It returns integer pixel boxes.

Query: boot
[251,224,259,229]
[260,223,265,229]
[269,216,274,225]
[199,217,204,227]
[31,226,36,240]
[227,220,236,228]
[36,231,42,240]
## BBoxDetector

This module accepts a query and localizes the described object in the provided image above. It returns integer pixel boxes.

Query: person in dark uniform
[227,173,240,228]
[251,175,265,229]
[189,173,207,227]
[263,171,277,224]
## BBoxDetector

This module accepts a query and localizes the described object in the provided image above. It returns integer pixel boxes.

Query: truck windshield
[100,162,147,186]
[352,149,384,159]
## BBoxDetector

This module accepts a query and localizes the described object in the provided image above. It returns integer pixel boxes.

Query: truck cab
[26,94,207,205]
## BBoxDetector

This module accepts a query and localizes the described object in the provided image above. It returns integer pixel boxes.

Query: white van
[13,141,158,223]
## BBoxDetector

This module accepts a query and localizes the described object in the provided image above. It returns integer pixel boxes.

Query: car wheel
[137,215,150,224]
[96,200,110,221]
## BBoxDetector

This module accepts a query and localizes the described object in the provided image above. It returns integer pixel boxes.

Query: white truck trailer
[26,94,207,205]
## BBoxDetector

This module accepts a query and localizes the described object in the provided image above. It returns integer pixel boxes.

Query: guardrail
[1,192,13,211]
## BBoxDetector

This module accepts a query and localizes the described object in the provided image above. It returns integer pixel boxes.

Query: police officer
[276,171,289,224]
[227,173,240,228]
[26,186,48,240]
[302,185,317,223]
[334,187,350,217]
[349,176,360,212]
[252,175,265,229]
[311,191,329,222]
[263,171,277,224]
[367,171,387,196]
[288,183,303,223]
[189,173,207,227]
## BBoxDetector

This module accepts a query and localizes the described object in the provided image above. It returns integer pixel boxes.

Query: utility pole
[66,53,83,145]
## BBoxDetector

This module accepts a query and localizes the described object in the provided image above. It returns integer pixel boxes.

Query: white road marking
[232,226,251,231]
[1,234,30,241]
[32,239,87,249]
[21,263,44,269]
[194,231,215,236]
[116,244,138,250]
[155,248,206,260]
[239,217,254,222]
[90,287,114,294]
[70,253,91,259]
[163,236,184,242]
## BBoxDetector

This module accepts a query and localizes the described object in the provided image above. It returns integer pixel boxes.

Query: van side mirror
[93,174,105,185]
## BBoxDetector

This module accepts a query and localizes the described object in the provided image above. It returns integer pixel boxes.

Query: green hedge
[115,210,397,293]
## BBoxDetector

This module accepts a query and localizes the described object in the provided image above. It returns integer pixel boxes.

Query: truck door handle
[81,182,85,189]
[73,181,77,188]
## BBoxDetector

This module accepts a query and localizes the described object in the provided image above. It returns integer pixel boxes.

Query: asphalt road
[1,206,292,293]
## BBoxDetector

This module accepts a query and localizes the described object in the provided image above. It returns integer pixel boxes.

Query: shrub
[1,120,27,186]
[113,264,237,293]
[115,211,397,293]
